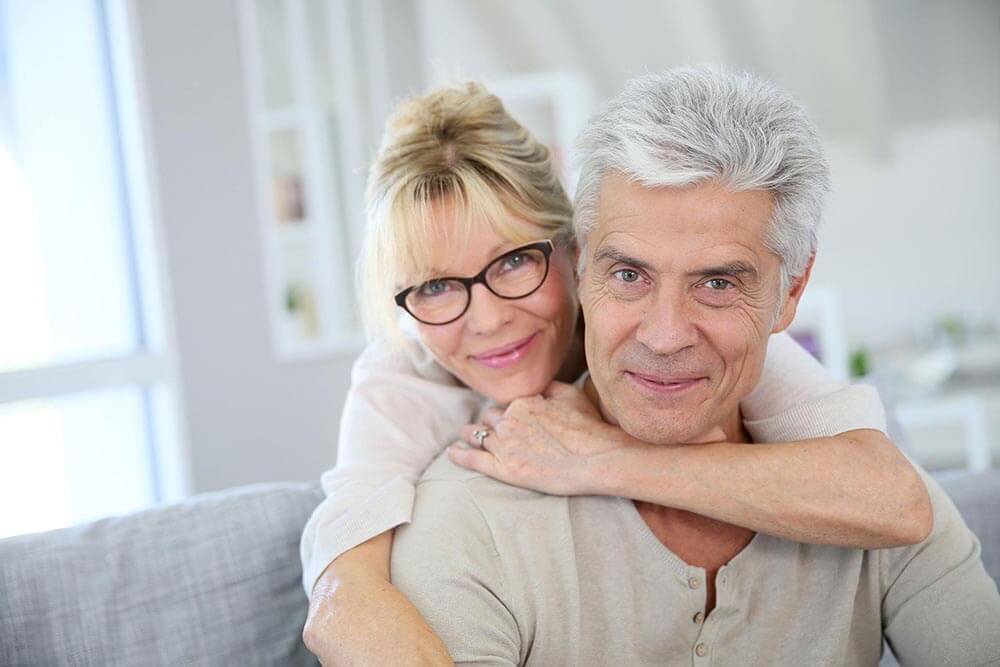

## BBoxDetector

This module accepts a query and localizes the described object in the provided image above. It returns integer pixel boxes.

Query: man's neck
[581,377,756,613]
[582,375,751,446]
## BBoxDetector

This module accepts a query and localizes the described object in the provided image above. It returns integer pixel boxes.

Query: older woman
[301,82,929,665]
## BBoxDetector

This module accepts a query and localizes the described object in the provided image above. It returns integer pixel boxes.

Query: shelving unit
[237,0,363,360]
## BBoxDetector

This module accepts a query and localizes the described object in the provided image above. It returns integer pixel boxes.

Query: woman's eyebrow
[592,246,655,272]
[488,241,512,258]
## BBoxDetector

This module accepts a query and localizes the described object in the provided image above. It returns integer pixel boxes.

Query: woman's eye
[500,252,532,272]
[418,280,450,296]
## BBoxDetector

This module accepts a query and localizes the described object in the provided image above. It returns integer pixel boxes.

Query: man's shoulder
[395,453,565,580]
[417,451,552,506]
[419,449,490,484]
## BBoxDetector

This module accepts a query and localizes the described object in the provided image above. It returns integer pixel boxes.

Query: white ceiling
[409,0,1000,145]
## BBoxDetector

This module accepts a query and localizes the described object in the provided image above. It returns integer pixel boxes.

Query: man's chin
[611,408,704,446]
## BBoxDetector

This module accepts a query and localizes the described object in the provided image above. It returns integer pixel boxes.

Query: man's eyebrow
[592,246,655,272]
[688,261,759,279]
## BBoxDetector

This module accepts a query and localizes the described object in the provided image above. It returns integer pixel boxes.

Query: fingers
[460,424,478,447]
[461,424,494,450]
[542,381,577,399]
[482,407,505,428]
[447,444,498,477]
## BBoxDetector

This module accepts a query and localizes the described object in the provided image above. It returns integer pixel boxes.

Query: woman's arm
[303,531,452,666]
[301,337,479,591]
[598,428,931,548]
[449,334,932,549]
[452,388,930,548]
[301,337,477,665]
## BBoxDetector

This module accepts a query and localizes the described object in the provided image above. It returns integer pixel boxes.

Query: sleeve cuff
[300,475,416,597]
[744,384,888,443]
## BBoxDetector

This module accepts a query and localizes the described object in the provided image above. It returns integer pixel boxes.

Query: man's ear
[771,253,815,334]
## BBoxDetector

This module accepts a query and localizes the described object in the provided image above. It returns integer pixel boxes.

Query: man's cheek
[720,305,772,347]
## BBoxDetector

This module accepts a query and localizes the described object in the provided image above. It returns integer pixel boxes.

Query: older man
[390,68,1000,665]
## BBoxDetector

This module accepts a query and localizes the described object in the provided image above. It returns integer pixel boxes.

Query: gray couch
[2,473,998,666]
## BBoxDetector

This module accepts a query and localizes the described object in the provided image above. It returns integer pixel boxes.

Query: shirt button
[688,577,701,589]
[693,611,704,624]
[695,643,708,657]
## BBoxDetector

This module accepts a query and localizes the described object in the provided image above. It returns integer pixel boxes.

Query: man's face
[579,173,810,445]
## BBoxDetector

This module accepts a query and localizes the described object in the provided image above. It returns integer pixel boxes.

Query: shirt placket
[687,563,738,666]
[681,565,712,666]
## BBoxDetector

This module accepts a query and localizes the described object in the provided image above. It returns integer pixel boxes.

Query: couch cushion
[936,469,1000,585]
[0,482,324,666]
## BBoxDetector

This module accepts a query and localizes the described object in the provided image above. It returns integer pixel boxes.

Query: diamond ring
[472,427,492,447]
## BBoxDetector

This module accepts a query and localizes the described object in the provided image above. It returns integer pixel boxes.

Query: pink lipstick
[471,333,538,370]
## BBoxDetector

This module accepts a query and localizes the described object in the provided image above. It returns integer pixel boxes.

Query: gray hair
[574,67,830,289]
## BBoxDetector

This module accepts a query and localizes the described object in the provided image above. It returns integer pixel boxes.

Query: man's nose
[633,286,699,356]
[464,283,513,335]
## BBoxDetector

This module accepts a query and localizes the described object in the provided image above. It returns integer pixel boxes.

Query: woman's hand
[447,381,638,496]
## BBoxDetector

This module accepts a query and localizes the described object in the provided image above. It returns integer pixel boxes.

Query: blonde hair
[359,81,574,341]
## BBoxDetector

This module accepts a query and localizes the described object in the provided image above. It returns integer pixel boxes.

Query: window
[0,0,186,538]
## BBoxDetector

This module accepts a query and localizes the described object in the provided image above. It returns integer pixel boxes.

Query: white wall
[132,0,357,493]
[126,0,999,491]
[819,120,1000,348]
[411,0,1000,351]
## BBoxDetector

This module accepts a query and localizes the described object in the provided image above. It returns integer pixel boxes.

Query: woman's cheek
[417,323,465,376]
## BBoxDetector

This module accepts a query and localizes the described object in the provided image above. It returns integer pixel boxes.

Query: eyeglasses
[394,240,554,326]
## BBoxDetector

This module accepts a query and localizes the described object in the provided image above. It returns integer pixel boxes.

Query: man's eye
[696,277,740,306]
[613,269,640,283]
[703,278,733,290]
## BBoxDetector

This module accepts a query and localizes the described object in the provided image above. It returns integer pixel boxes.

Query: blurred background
[1,0,998,538]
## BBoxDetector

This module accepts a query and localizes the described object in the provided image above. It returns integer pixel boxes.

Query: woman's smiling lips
[471,332,539,369]
[625,370,706,396]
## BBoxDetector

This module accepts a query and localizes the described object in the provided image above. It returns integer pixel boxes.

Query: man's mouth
[470,333,538,369]
[624,370,706,395]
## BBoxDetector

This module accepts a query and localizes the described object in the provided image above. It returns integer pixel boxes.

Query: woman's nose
[464,283,513,335]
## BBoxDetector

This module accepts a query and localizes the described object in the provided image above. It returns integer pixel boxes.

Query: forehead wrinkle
[591,229,663,270]
[592,245,657,273]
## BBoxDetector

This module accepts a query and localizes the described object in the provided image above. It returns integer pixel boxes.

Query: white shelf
[274,222,314,245]
[262,107,303,132]
[238,0,361,362]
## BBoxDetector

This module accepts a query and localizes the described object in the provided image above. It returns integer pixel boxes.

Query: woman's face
[409,199,579,405]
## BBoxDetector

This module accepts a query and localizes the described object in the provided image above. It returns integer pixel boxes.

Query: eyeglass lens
[405,246,549,324]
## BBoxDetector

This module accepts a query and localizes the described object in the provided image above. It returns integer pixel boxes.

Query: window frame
[0,0,190,513]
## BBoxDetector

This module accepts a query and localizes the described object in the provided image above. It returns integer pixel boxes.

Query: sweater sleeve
[881,470,1000,665]
[299,336,482,596]
[742,331,888,442]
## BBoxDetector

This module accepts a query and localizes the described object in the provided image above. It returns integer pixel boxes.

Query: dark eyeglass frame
[394,239,555,326]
